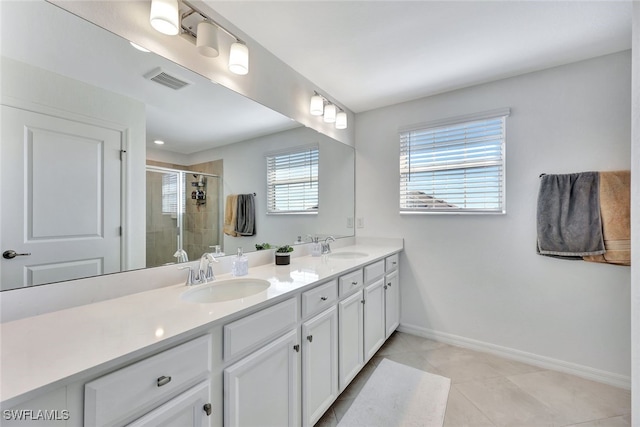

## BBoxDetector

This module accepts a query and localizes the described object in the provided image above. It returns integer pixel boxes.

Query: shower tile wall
[185,160,223,260]
[146,159,223,264]
[146,170,179,267]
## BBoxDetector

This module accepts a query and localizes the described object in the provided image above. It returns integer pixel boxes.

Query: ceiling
[206,1,633,113]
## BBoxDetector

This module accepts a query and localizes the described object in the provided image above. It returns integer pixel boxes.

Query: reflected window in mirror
[266,145,319,214]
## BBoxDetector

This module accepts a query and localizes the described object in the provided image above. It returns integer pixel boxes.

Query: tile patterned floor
[315,332,631,427]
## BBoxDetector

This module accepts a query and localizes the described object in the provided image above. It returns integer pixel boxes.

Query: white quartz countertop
[0,242,402,406]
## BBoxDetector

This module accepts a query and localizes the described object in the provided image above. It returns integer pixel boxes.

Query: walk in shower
[146,166,222,268]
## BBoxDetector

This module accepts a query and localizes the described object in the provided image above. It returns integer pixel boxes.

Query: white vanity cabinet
[336,255,401,388]
[337,288,364,390]
[224,329,300,427]
[384,255,400,338]
[363,260,387,362]
[84,335,212,427]
[222,298,300,427]
[301,305,338,427]
[126,381,211,427]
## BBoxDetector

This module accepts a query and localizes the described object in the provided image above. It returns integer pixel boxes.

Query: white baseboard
[397,323,631,390]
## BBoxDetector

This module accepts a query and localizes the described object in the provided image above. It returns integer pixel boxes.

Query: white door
[385,270,400,338]
[126,381,211,427]
[364,278,386,362]
[338,290,364,391]
[302,306,338,427]
[1,105,122,288]
[224,329,300,427]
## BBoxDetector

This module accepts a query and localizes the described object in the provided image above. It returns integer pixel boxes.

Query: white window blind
[267,146,319,214]
[400,110,508,213]
[161,172,178,215]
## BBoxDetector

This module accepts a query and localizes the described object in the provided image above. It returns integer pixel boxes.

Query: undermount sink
[181,278,271,304]
[328,251,369,260]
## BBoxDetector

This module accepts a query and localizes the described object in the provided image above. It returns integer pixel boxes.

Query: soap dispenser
[232,247,249,277]
[310,236,322,257]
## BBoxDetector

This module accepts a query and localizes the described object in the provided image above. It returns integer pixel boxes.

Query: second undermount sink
[328,251,369,260]
[181,278,270,304]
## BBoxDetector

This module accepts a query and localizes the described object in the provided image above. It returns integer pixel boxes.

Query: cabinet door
[302,306,338,427]
[385,270,400,338]
[364,278,386,362]
[224,329,300,427]
[338,290,364,391]
[127,381,211,427]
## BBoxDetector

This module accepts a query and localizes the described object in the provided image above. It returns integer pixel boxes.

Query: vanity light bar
[309,91,348,130]
[149,0,249,75]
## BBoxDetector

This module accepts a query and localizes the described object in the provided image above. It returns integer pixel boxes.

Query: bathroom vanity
[0,240,402,427]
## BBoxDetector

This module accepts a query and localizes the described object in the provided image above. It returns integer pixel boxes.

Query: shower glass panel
[146,167,221,268]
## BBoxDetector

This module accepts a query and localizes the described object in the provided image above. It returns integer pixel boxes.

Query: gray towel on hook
[235,194,256,236]
[536,172,605,258]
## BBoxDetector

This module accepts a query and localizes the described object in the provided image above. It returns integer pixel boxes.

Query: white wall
[630,1,639,419]
[184,126,355,251]
[356,51,632,384]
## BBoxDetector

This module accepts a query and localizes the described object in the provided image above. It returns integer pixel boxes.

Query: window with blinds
[161,173,178,215]
[266,146,319,214]
[400,109,509,214]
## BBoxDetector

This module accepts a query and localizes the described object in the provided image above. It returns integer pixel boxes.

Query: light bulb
[310,95,324,116]
[229,42,249,75]
[335,111,347,129]
[196,21,220,58]
[323,104,336,123]
[149,0,180,36]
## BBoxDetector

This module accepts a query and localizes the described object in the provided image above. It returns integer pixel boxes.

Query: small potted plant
[275,245,294,265]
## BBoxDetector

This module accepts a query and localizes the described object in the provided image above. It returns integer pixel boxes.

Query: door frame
[1,95,130,274]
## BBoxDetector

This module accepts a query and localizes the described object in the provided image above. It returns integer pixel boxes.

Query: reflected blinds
[400,111,508,213]
[267,146,319,213]
[161,173,178,215]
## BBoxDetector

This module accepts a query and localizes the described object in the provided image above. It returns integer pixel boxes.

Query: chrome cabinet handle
[351,281,358,286]
[203,403,212,416]
[384,285,388,290]
[320,296,328,301]
[307,335,313,342]
[3,250,31,260]
[387,282,392,287]
[293,344,300,352]
[157,375,172,387]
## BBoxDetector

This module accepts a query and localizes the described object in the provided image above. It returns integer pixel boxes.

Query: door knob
[3,250,31,259]
[203,403,212,416]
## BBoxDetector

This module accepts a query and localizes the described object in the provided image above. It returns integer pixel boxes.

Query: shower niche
[146,166,222,268]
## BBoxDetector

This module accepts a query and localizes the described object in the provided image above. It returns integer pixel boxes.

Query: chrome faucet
[198,252,218,284]
[178,252,219,286]
[321,236,336,255]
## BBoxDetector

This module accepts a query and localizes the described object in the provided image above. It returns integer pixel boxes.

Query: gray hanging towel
[536,172,605,258]
[235,194,256,236]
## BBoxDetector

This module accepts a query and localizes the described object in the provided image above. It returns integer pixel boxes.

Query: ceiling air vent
[144,67,191,90]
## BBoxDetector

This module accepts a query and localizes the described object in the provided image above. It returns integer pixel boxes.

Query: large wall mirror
[0,0,355,291]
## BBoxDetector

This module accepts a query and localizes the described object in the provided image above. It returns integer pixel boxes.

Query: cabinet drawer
[84,335,211,427]
[385,254,399,272]
[224,297,298,361]
[338,269,363,297]
[302,280,338,318]
[364,260,385,283]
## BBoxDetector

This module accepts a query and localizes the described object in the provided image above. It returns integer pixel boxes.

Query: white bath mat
[337,358,451,427]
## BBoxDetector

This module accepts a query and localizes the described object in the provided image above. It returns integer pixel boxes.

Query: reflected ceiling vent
[144,67,191,90]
